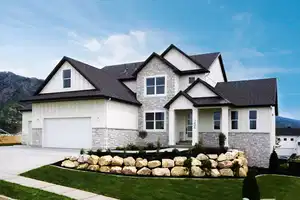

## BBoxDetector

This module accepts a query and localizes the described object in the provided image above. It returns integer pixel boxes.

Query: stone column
[192,108,199,145]
[221,106,229,147]
[168,109,176,145]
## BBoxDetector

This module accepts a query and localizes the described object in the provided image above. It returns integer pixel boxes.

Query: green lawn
[0,180,72,200]
[21,165,300,200]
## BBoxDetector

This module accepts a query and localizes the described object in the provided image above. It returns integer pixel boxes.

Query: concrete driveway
[0,145,78,176]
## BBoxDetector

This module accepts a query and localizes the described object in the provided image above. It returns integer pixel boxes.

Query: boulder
[218,161,233,169]
[238,157,248,166]
[64,156,71,160]
[171,166,189,177]
[243,165,249,174]
[87,165,99,171]
[99,166,111,173]
[230,149,239,158]
[162,159,175,168]
[148,160,161,168]
[191,157,201,166]
[98,155,112,166]
[191,166,205,177]
[110,166,122,174]
[233,158,243,166]
[238,151,245,157]
[210,159,218,168]
[137,167,152,176]
[88,155,99,165]
[73,161,79,167]
[77,163,89,170]
[208,154,218,160]
[211,169,220,177]
[152,168,171,176]
[136,158,148,168]
[225,152,235,161]
[220,168,234,177]
[69,155,79,161]
[122,166,137,175]
[112,156,124,166]
[217,153,226,162]
[124,157,136,166]
[61,160,76,168]
[77,154,90,163]
[196,153,208,161]
[239,167,247,177]
[174,156,187,166]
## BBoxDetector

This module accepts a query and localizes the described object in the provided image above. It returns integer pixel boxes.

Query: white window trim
[63,69,71,88]
[249,110,257,130]
[144,110,166,132]
[212,111,221,131]
[144,75,167,97]
[231,110,238,130]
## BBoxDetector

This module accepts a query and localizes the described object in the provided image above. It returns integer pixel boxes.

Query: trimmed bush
[219,133,226,148]
[138,131,148,139]
[242,170,260,200]
[269,150,279,173]
[80,148,85,155]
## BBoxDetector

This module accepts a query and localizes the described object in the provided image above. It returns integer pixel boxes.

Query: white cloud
[83,39,102,52]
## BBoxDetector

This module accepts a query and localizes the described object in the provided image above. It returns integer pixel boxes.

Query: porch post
[221,106,229,147]
[168,109,176,145]
[192,108,199,146]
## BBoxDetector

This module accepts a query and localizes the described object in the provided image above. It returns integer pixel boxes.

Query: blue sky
[0,0,299,118]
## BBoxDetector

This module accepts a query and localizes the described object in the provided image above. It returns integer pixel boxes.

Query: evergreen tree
[242,170,260,200]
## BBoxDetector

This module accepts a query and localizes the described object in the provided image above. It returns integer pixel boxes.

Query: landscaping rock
[217,153,226,162]
[196,153,208,161]
[69,155,79,161]
[88,155,99,165]
[87,165,99,171]
[233,158,243,166]
[191,157,201,166]
[152,168,170,176]
[243,165,248,174]
[174,156,187,166]
[230,149,239,158]
[112,156,123,166]
[77,163,89,170]
[98,155,112,166]
[219,168,234,177]
[208,154,218,160]
[124,157,136,166]
[210,159,218,168]
[211,169,220,177]
[148,160,161,168]
[137,167,151,176]
[239,167,247,177]
[61,160,76,168]
[218,161,233,169]
[225,152,235,161]
[99,166,111,173]
[238,151,245,157]
[78,154,90,163]
[136,158,148,168]
[122,166,137,175]
[73,161,79,168]
[238,157,248,166]
[171,166,189,177]
[162,159,175,168]
[110,166,122,174]
[191,166,205,177]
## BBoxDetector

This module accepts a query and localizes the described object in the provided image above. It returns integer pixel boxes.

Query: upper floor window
[63,69,71,88]
[213,111,221,130]
[231,111,238,129]
[146,76,165,95]
[188,77,195,84]
[145,111,165,130]
[249,110,257,130]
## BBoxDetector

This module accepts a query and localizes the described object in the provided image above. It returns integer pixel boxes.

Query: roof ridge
[217,77,276,84]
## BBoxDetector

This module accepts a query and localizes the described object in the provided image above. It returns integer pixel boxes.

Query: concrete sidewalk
[1,174,116,200]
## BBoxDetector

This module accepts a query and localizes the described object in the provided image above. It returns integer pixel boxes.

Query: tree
[269,150,279,173]
[242,170,260,200]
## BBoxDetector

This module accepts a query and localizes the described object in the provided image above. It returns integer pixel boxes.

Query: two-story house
[21,44,278,167]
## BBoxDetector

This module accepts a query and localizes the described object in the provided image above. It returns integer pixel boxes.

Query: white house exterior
[276,128,300,157]
[21,44,278,167]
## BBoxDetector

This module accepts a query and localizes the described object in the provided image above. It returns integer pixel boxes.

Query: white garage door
[43,118,91,148]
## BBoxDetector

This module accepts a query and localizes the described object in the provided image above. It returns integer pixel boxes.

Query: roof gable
[164,91,195,109]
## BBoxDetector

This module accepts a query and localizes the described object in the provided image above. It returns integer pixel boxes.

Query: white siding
[169,96,194,110]
[205,58,225,87]
[123,80,137,93]
[198,108,222,132]
[32,100,106,129]
[106,100,138,130]
[276,136,297,156]
[163,48,202,71]
[187,82,217,98]
[178,74,207,91]
[40,62,95,94]
[21,111,32,144]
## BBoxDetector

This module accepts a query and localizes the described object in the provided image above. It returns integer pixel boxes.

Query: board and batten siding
[186,83,217,98]
[205,57,225,87]
[40,61,95,94]
[178,74,207,91]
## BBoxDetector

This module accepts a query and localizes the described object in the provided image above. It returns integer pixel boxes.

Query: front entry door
[186,111,193,141]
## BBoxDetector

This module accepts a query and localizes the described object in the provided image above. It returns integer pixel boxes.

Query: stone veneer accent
[228,132,270,168]
[31,128,42,146]
[136,57,177,145]
[199,132,220,147]
[136,132,168,147]
[92,128,106,148]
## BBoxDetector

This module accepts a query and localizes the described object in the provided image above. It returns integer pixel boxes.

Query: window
[231,111,238,129]
[188,77,195,84]
[291,138,294,141]
[249,110,257,130]
[145,112,165,130]
[63,69,71,88]
[284,138,287,141]
[213,111,221,130]
[146,76,165,95]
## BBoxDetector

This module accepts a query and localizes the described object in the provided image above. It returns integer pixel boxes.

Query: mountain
[0,72,43,133]
[276,116,300,128]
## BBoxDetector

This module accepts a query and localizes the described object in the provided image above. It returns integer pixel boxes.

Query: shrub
[138,149,146,158]
[232,161,240,177]
[188,142,203,156]
[80,148,85,155]
[115,146,124,150]
[156,138,161,154]
[183,158,192,175]
[172,148,180,156]
[219,133,226,148]
[96,149,102,156]
[138,131,148,139]
[269,150,279,173]
[146,143,155,150]
[126,143,139,150]
[87,149,94,155]
[106,148,111,154]
[202,159,212,174]
[242,170,260,200]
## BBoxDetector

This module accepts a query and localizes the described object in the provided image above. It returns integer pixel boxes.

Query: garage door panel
[44,118,91,148]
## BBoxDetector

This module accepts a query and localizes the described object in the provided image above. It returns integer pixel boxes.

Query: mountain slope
[276,116,300,128]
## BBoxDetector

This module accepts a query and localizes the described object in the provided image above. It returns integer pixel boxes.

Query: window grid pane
[63,70,71,78]
[249,111,257,119]
[146,78,155,86]
[231,111,238,120]
[214,121,220,130]
[63,79,71,88]
[145,112,164,130]
[146,86,155,95]
[214,112,221,120]
[250,120,256,129]
[232,120,238,129]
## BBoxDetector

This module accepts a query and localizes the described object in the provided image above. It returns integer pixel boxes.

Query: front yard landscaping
[0,180,71,200]
[21,165,300,200]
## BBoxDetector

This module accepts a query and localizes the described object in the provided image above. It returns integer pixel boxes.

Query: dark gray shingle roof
[276,128,300,136]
